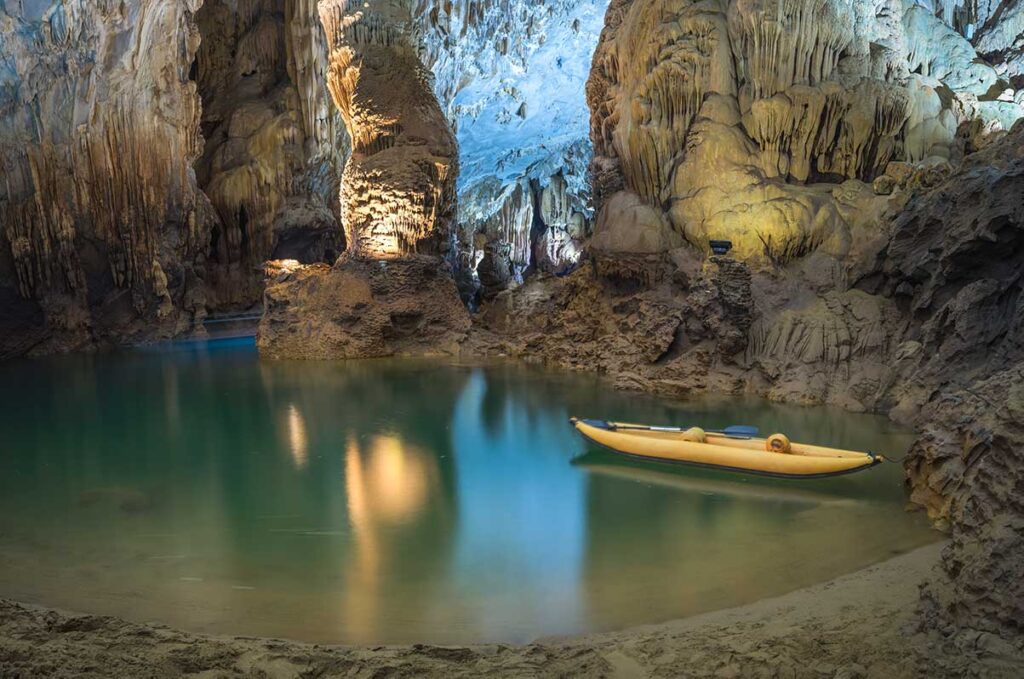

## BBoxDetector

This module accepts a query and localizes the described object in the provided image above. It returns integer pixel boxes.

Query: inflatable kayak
[569,418,884,479]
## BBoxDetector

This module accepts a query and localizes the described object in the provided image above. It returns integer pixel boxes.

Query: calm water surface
[0,341,936,643]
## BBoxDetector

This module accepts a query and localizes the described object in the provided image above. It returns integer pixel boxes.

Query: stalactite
[588,3,732,205]
[824,80,911,181]
[193,0,348,308]
[727,0,854,100]
[3,100,202,308]
[0,0,209,351]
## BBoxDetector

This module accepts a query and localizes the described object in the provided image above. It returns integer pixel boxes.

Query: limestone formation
[882,141,1024,641]
[318,0,458,258]
[473,247,755,397]
[258,255,470,357]
[0,0,349,355]
[586,0,1022,264]
[254,0,469,358]
[416,0,598,288]
[455,172,589,302]
[0,0,209,356]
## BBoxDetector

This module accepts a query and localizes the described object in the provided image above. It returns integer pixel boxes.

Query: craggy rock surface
[586,0,1022,264]
[0,0,348,356]
[870,128,1024,647]
[194,0,348,309]
[912,371,1024,651]
[473,251,753,397]
[3,543,1020,679]
[0,1,210,357]
[258,256,470,359]
[256,0,467,358]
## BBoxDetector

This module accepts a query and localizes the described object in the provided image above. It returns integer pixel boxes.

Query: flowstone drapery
[586,0,1023,262]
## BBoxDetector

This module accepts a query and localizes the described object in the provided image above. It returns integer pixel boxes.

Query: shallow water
[0,341,936,644]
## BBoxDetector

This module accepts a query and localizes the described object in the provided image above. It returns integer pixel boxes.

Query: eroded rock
[319,0,458,258]
[195,0,347,309]
[258,256,470,358]
[585,0,1022,264]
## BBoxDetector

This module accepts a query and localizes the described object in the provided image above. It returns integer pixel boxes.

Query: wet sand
[1,541,1017,677]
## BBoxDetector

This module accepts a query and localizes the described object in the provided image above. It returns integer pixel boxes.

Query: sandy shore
[1,541,1017,678]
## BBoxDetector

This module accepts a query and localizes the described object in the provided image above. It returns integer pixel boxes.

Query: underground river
[0,341,937,644]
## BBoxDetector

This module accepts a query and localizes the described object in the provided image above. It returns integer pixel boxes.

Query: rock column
[257,1,468,359]
[317,0,458,258]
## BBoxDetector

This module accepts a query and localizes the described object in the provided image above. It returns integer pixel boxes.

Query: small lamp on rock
[709,239,733,256]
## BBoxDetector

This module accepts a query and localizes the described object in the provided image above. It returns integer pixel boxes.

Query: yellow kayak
[570,418,884,479]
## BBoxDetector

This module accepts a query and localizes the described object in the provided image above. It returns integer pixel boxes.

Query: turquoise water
[0,342,936,644]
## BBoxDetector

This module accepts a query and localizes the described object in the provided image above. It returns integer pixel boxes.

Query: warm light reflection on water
[343,433,439,642]
[0,344,938,644]
[285,404,308,469]
[348,435,433,523]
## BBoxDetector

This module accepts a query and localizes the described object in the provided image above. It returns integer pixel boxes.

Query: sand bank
[1,541,1017,677]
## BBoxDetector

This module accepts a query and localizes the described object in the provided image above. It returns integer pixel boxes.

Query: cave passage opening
[424,0,609,305]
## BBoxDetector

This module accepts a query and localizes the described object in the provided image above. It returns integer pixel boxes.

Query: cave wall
[0,0,350,356]
[0,0,209,356]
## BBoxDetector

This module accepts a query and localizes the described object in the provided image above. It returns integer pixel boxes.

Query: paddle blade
[722,425,759,437]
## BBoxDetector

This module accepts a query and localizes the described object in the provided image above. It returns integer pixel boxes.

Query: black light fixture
[709,239,733,256]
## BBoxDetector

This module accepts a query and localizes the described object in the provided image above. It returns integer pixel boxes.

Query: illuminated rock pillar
[317,0,459,259]
[259,1,468,359]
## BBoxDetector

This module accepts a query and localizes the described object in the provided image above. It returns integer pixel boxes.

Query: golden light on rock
[317,0,458,260]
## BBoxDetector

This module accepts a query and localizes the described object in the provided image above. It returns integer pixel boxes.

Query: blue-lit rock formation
[418,0,606,298]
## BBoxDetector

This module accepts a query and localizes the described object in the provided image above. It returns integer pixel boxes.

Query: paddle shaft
[608,422,759,439]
